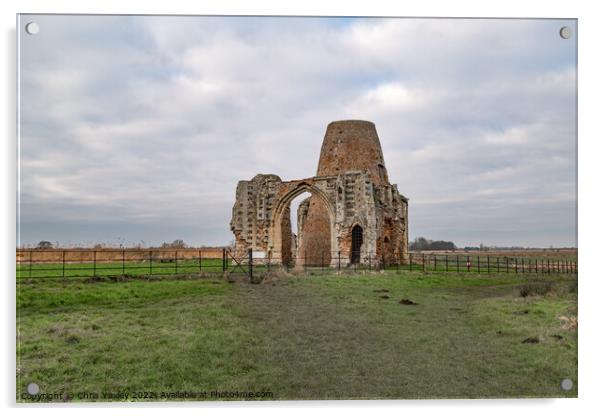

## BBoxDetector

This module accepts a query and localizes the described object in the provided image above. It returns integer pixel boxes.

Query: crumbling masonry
[230,120,408,267]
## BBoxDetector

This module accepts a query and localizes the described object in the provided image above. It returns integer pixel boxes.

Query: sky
[17,15,577,248]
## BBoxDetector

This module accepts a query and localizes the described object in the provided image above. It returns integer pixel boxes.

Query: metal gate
[224,249,253,280]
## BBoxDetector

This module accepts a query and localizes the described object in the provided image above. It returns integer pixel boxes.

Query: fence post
[149,250,152,275]
[222,248,226,272]
[521,258,524,273]
[467,255,471,272]
[29,250,33,278]
[457,255,460,273]
[506,257,509,273]
[487,256,490,273]
[369,253,372,271]
[248,249,253,281]
[321,252,324,272]
[515,258,518,273]
[62,250,66,278]
[338,251,341,271]
[199,250,202,273]
[409,253,413,272]
[382,252,386,271]
[434,255,437,271]
[175,250,178,274]
[94,250,97,276]
[122,250,125,275]
[446,255,449,272]
[497,257,500,273]
[535,259,538,274]
[423,253,426,272]
[477,256,480,273]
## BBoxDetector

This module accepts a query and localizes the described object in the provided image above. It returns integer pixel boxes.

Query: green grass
[16,271,577,401]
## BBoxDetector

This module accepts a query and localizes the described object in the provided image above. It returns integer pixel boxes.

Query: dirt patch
[558,315,577,331]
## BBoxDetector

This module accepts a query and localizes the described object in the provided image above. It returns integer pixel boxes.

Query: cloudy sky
[17,15,576,248]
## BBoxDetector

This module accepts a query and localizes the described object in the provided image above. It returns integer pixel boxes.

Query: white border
[3,1,600,415]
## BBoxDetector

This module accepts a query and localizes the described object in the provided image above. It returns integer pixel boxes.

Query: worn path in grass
[237,273,577,399]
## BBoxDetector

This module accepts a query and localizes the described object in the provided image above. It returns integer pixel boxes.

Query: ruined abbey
[230,120,408,267]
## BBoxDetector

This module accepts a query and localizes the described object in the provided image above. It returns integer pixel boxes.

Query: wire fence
[16,249,578,280]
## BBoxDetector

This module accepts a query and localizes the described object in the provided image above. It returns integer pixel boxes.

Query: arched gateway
[230,120,409,267]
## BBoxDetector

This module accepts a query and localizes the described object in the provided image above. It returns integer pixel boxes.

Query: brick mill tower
[230,120,408,267]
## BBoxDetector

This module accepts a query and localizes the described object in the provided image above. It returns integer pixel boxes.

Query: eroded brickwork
[230,120,408,266]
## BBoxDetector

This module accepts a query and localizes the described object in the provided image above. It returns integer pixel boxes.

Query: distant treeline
[409,237,457,251]
[410,237,576,252]
[25,239,226,250]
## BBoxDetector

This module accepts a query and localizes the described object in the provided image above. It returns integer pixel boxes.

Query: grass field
[16,270,577,401]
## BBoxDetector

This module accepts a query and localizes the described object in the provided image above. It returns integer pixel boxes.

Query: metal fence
[16,248,231,280]
[254,251,578,275]
[404,252,577,274]
[16,249,577,280]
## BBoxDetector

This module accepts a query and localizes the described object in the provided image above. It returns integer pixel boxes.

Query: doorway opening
[351,225,363,264]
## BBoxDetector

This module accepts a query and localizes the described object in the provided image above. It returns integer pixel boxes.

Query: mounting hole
[559,26,572,39]
[25,22,40,35]
[27,382,40,395]
[560,378,573,391]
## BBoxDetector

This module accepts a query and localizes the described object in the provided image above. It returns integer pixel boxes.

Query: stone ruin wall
[230,174,280,259]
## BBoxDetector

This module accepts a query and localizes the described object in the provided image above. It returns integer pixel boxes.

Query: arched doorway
[351,225,363,264]
[269,181,336,267]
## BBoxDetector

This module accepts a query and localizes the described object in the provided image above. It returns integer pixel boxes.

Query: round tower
[316,120,389,185]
